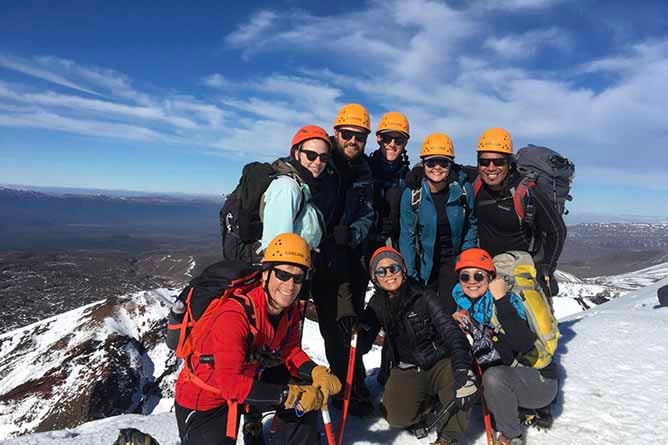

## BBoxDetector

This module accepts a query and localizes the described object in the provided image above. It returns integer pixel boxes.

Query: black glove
[454,369,478,411]
[405,165,424,190]
[333,225,351,246]
[337,315,358,338]
[546,274,559,297]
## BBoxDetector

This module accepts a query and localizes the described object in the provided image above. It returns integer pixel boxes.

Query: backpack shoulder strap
[473,176,483,197]
[513,176,537,226]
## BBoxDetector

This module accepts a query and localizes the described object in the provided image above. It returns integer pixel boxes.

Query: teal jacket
[399,171,477,283]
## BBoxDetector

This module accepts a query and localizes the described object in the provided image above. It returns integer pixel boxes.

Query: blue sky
[1,0,667,219]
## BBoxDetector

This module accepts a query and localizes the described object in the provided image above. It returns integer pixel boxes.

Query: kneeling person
[358,247,477,444]
[451,248,559,445]
[175,233,342,445]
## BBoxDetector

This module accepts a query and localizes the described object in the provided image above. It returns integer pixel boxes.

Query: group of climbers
[175,103,568,444]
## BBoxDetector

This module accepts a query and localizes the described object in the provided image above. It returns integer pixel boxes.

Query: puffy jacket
[258,158,325,252]
[451,284,558,380]
[399,170,477,283]
[367,150,409,247]
[359,280,472,372]
[175,285,311,411]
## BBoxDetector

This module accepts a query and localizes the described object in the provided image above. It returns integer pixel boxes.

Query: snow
[4,279,668,444]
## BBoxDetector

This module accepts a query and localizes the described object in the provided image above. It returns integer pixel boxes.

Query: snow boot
[495,433,524,445]
[519,405,553,430]
[242,412,265,445]
[658,284,668,307]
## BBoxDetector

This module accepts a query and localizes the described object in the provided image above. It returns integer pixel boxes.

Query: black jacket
[476,172,566,275]
[359,279,472,372]
[367,150,409,247]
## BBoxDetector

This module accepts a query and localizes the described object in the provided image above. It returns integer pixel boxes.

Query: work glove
[454,369,478,411]
[545,273,559,297]
[333,225,352,246]
[311,366,342,400]
[337,315,358,339]
[405,165,424,190]
[283,384,324,414]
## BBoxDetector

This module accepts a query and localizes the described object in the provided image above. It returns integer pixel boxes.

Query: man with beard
[311,103,376,417]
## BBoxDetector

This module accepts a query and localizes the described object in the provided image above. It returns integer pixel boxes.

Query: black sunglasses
[459,271,488,283]
[273,268,307,284]
[380,134,407,146]
[375,263,403,277]
[424,158,452,169]
[339,129,368,143]
[300,148,330,163]
[478,157,508,167]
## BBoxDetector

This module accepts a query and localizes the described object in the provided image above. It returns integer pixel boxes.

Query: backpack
[220,160,306,262]
[491,251,560,369]
[167,261,262,376]
[473,144,575,226]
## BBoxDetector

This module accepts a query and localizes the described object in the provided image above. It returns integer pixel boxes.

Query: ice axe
[335,327,358,445]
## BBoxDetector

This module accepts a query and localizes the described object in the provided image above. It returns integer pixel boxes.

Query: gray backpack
[515,144,575,216]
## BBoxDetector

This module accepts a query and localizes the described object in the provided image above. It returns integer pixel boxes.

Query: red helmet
[290,125,331,157]
[455,248,495,273]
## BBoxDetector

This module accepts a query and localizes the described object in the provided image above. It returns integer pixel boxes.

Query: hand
[489,277,508,301]
[337,315,358,338]
[405,165,424,190]
[283,384,324,413]
[311,366,342,400]
[454,369,478,411]
[452,310,471,330]
[544,273,559,296]
[333,225,351,246]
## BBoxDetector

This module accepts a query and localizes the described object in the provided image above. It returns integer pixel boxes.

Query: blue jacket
[399,171,477,283]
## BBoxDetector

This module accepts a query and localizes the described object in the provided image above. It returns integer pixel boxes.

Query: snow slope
[5,279,668,445]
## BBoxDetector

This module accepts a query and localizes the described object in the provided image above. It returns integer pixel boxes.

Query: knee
[482,366,508,395]
[385,407,418,429]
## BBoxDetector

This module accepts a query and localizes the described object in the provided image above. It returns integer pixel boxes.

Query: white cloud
[484,28,571,59]
[225,10,278,48]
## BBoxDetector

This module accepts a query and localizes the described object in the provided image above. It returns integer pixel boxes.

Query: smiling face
[377,131,407,162]
[423,156,452,184]
[478,152,510,190]
[263,264,305,315]
[335,125,368,160]
[297,138,330,178]
[458,267,491,299]
[373,257,404,293]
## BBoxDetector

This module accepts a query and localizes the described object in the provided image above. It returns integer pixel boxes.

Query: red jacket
[175,285,311,411]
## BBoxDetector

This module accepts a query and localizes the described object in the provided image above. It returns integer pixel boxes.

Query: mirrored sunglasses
[424,158,452,169]
[340,129,368,143]
[380,134,407,146]
[459,271,488,283]
[375,263,403,277]
[478,157,508,167]
[300,148,330,163]
[273,268,307,284]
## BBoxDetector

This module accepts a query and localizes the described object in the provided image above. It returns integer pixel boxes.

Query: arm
[495,295,536,354]
[258,176,303,252]
[461,181,478,250]
[531,188,566,274]
[348,179,376,247]
[399,187,418,279]
[357,296,383,355]
[425,290,473,371]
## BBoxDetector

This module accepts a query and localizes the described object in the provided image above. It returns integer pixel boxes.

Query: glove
[454,369,478,411]
[283,384,324,413]
[311,366,342,400]
[333,225,351,246]
[546,273,559,297]
[405,165,424,190]
[338,315,358,339]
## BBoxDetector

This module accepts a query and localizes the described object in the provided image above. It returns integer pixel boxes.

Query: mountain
[2,278,667,444]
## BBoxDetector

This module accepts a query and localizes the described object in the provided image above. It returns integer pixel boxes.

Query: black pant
[175,367,319,445]
[428,259,458,315]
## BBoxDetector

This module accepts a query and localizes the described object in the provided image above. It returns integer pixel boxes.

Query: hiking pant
[482,365,558,439]
[312,245,369,404]
[175,366,319,445]
[429,259,458,315]
[382,358,469,436]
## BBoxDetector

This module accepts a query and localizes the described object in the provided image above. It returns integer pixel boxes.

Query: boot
[495,433,524,445]
[242,412,265,445]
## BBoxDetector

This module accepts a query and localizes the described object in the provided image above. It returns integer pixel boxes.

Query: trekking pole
[335,327,358,445]
[474,362,495,445]
[321,400,336,445]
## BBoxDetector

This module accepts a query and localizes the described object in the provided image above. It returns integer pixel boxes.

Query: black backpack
[219,160,306,262]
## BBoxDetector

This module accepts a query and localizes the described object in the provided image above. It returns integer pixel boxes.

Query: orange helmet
[477,128,513,154]
[290,125,331,157]
[420,133,455,158]
[455,248,495,273]
[377,111,410,136]
[334,103,371,132]
[261,233,312,270]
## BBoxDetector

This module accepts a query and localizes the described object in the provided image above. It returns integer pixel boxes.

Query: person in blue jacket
[400,133,477,315]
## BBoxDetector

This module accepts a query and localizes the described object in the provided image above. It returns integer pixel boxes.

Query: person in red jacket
[175,233,342,445]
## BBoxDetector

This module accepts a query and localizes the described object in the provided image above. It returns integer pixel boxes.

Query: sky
[0,0,667,219]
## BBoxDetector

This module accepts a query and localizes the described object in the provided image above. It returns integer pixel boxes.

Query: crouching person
[358,246,478,444]
[451,248,559,445]
[174,233,342,445]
